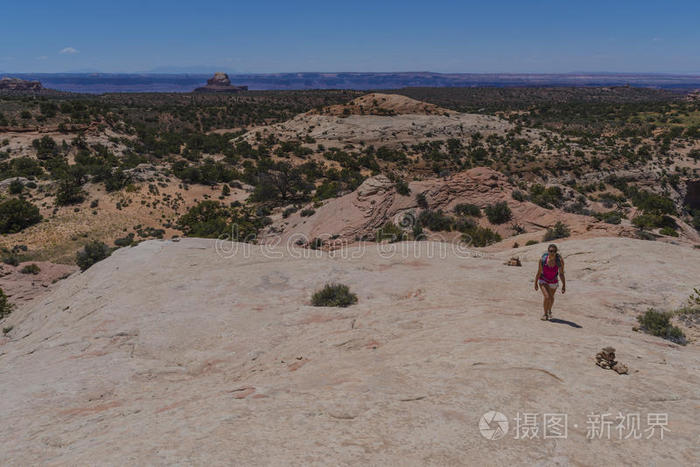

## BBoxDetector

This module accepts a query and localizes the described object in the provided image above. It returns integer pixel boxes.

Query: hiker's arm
[559,258,566,293]
[534,261,542,290]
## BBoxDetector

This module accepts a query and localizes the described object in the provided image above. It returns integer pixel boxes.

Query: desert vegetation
[0,86,697,266]
[311,283,358,307]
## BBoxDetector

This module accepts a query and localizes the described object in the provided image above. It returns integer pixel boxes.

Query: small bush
[282,206,298,218]
[453,203,481,217]
[76,241,111,271]
[415,192,428,209]
[114,233,135,247]
[394,179,410,196]
[1,251,20,266]
[311,283,358,307]
[8,179,24,194]
[376,222,404,242]
[659,226,678,237]
[525,240,539,246]
[632,213,676,230]
[511,189,526,202]
[593,211,622,225]
[543,221,571,241]
[462,226,502,247]
[300,208,315,217]
[418,209,453,231]
[637,309,686,345]
[529,184,564,209]
[0,198,42,234]
[484,201,512,224]
[0,288,13,320]
[20,263,41,275]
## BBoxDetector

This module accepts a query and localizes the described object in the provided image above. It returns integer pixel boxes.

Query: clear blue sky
[2,0,699,73]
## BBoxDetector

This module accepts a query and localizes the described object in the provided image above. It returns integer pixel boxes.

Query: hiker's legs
[540,285,551,316]
[546,285,556,312]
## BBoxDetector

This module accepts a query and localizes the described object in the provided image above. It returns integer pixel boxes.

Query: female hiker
[534,244,566,320]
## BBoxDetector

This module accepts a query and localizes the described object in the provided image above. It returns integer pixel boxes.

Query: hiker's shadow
[549,318,582,328]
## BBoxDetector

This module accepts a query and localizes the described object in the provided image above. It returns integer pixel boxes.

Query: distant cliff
[0,77,43,91]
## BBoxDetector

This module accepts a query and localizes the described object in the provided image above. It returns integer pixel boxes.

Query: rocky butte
[194,72,248,93]
[0,76,43,91]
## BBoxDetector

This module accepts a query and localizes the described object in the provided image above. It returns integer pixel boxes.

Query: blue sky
[2,0,699,73]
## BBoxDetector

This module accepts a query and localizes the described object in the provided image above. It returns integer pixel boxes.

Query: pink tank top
[540,254,559,284]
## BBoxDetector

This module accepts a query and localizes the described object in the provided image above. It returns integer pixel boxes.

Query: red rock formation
[194,72,247,93]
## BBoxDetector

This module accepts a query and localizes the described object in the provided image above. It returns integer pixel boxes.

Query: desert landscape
[3,5,700,459]
[1,80,698,465]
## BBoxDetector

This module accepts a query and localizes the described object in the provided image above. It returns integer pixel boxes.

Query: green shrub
[8,179,24,194]
[55,177,86,206]
[511,190,526,202]
[307,238,324,250]
[543,221,571,241]
[415,192,428,209]
[32,136,58,159]
[300,208,315,217]
[659,226,678,237]
[525,240,539,246]
[1,252,19,266]
[311,283,358,307]
[0,288,13,320]
[593,211,622,225]
[636,230,657,241]
[529,184,564,208]
[453,203,481,217]
[0,198,42,234]
[114,233,135,247]
[637,309,686,345]
[462,226,502,247]
[484,201,512,224]
[376,222,404,242]
[178,201,261,240]
[418,209,453,231]
[76,241,112,271]
[20,263,41,275]
[282,206,298,218]
[412,223,426,240]
[394,179,410,196]
[178,201,231,238]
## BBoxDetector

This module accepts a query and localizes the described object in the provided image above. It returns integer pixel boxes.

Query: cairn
[595,347,628,375]
[505,257,522,267]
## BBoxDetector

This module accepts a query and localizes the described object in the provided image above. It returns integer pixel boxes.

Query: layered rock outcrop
[0,77,43,91]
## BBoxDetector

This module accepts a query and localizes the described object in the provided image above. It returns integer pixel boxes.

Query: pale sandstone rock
[0,237,698,464]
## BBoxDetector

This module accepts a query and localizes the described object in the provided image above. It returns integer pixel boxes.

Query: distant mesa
[0,76,43,92]
[194,72,247,93]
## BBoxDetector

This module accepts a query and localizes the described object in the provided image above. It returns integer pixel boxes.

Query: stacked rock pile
[595,346,629,374]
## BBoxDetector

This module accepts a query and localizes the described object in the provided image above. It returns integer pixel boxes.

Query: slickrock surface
[0,237,698,465]
[267,168,638,247]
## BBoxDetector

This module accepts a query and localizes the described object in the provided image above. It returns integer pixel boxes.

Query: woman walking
[534,244,566,320]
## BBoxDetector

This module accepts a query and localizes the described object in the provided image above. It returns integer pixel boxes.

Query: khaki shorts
[538,279,558,290]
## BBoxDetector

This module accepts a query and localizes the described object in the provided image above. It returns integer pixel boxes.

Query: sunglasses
[548,249,556,253]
